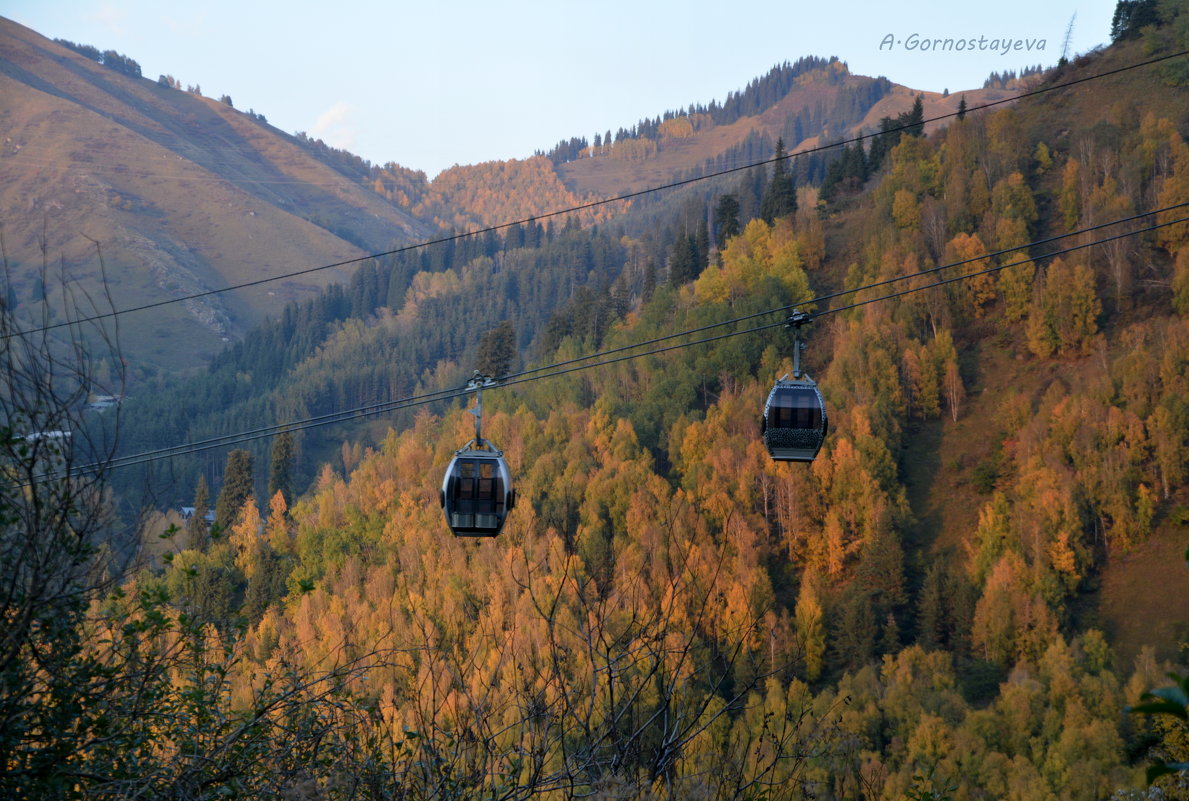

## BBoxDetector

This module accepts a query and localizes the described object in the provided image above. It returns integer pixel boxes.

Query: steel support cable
[89,202,1186,474]
[496,200,1189,383]
[813,215,1189,320]
[498,216,1189,385]
[7,47,1186,342]
[94,390,460,473]
[67,339,487,469]
[56,213,1187,482]
[95,383,465,468]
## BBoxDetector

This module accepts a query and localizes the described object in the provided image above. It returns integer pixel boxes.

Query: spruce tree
[214,449,254,533]
[642,260,657,303]
[476,320,517,377]
[867,117,898,173]
[1111,0,1159,41]
[917,562,946,649]
[268,430,294,504]
[668,233,698,286]
[842,142,868,183]
[187,475,211,551]
[833,589,877,672]
[820,155,845,204]
[694,218,710,273]
[714,194,741,244]
[760,138,797,223]
[739,164,768,223]
[880,612,901,655]
[906,95,925,137]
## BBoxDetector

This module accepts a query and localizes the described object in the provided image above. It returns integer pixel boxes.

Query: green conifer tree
[267,430,294,504]
[214,449,254,533]
[761,138,797,223]
[714,193,741,244]
[668,232,698,286]
[642,259,657,303]
[187,474,211,550]
[695,218,710,272]
[906,94,925,137]
[917,563,947,649]
[476,320,517,377]
[833,589,877,672]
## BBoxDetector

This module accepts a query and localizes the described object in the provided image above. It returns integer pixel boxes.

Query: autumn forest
[3,2,1189,799]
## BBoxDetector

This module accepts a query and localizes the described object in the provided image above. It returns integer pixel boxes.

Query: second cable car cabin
[440,441,515,537]
[440,373,516,537]
[762,377,828,462]
[762,311,828,463]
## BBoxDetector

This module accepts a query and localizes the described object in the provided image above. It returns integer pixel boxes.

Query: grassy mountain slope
[0,18,431,369]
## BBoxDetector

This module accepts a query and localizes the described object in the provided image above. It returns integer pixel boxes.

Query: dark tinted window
[770,388,822,429]
[450,458,505,512]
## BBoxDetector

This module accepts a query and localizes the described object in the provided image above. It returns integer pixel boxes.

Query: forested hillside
[5,1,1189,798]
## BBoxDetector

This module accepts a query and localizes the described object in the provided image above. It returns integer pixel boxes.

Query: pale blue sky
[5,1,1118,177]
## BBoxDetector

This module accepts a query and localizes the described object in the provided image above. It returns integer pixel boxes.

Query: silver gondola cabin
[762,310,828,462]
[440,373,515,537]
[440,441,515,537]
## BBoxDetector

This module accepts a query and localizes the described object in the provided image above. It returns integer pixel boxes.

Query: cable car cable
[495,200,1189,383]
[58,390,458,479]
[7,47,1186,342]
[30,210,1189,482]
[815,215,1189,321]
[495,213,1188,389]
[94,384,464,468]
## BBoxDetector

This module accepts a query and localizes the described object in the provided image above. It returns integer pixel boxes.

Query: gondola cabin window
[769,388,823,430]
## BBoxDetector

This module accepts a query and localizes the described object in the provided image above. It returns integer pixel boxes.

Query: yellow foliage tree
[266,490,291,553]
[972,551,1059,666]
[1059,157,1081,232]
[694,218,811,307]
[892,189,921,230]
[945,232,994,317]
[1156,125,1189,253]
[657,116,695,139]
[1026,258,1101,358]
[998,257,1035,322]
[794,575,825,682]
[229,496,263,579]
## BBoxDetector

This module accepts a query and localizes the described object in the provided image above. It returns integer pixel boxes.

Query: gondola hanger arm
[784,310,811,380]
[465,371,498,447]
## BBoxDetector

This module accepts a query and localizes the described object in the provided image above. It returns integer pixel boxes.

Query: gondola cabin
[762,376,828,462]
[440,442,515,537]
